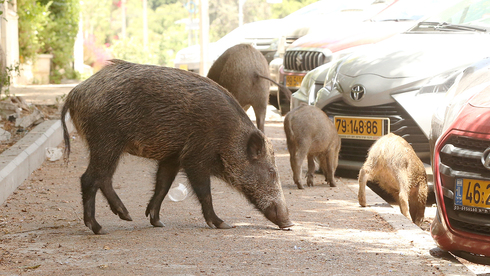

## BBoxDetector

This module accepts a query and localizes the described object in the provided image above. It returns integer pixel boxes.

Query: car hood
[339,32,490,79]
[288,21,416,53]
[451,88,490,134]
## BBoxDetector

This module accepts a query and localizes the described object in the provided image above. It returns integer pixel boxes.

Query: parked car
[174,19,283,74]
[430,57,490,262]
[174,0,375,75]
[293,0,490,188]
[269,0,397,112]
[274,0,459,115]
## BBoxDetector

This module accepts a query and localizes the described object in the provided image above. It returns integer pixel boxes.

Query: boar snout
[264,202,293,229]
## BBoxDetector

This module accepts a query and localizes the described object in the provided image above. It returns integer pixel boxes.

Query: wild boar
[207,44,291,132]
[358,133,428,226]
[61,59,293,234]
[284,105,340,189]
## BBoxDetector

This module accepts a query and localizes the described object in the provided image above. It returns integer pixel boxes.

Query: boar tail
[257,74,292,101]
[60,101,71,163]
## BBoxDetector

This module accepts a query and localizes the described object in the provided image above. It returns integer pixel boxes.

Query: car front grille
[322,100,430,164]
[439,135,490,236]
[440,136,490,178]
[284,50,330,71]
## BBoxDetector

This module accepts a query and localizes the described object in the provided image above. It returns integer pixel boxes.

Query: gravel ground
[0,107,481,275]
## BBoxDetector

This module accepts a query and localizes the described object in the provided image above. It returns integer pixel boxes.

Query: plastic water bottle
[167,183,188,202]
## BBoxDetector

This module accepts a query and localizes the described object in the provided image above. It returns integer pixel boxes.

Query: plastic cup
[168,183,188,202]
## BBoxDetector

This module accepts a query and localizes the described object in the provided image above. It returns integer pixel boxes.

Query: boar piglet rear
[284,105,340,189]
[358,133,428,226]
[61,59,293,234]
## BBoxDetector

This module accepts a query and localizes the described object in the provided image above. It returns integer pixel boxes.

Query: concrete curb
[0,119,73,205]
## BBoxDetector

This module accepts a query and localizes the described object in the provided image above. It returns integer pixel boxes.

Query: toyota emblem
[482,148,490,170]
[351,85,365,101]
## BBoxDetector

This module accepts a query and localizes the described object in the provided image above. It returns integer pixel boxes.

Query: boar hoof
[217,221,232,229]
[329,181,337,187]
[296,183,305,189]
[151,220,165,227]
[86,222,107,235]
[118,212,133,221]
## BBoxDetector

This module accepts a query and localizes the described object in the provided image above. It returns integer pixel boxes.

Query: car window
[424,0,490,25]
[371,0,461,21]
[284,0,391,20]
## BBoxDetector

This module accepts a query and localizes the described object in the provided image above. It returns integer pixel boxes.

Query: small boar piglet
[358,133,428,226]
[207,44,291,132]
[61,59,293,234]
[284,105,340,189]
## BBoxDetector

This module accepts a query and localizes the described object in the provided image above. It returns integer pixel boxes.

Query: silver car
[292,0,490,186]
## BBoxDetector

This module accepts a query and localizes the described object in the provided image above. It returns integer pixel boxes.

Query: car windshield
[370,0,461,22]
[410,0,490,31]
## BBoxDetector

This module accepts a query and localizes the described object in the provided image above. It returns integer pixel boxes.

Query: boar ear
[247,131,265,160]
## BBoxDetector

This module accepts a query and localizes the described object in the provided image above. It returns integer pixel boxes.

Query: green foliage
[17,0,80,83]
[38,0,81,83]
[109,1,187,66]
[0,63,21,97]
[17,0,50,63]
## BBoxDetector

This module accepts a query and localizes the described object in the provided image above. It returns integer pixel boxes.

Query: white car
[292,0,490,186]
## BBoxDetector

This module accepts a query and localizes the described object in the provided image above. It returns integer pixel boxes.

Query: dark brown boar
[61,59,293,235]
[358,133,428,226]
[207,44,291,132]
[284,105,340,189]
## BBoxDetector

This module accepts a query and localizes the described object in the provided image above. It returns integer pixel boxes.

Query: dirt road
[0,119,472,275]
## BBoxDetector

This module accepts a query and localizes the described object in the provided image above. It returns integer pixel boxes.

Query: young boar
[207,44,291,132]
[61,59,293,234]
[358,133,428,226]
[284,105,340,189]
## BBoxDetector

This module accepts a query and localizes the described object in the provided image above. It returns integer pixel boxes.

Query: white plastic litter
[168,183,189,202]
[45,147,63,161]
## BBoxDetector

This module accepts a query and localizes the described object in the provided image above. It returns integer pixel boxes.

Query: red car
[430,57,490,262]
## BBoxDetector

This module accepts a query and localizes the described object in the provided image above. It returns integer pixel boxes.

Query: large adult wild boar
[358,133,428,226]
[207,44,291,132]
[61,60,293,234]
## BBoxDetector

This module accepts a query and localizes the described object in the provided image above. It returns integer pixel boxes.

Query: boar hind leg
[253,104,267,133]
[82,143,129,234]
[292,146,308,189]
[145,160,180,227]
[358,167,369,207]
[306,154,315,187]
[186,171,231,229]
[320,151,337,187]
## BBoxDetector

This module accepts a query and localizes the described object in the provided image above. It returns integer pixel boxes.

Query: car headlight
[323,58,345,93]
[419,70,464,94]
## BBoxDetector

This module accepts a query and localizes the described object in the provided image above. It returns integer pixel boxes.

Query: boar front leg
[145,160,180,227]
[358,167,369,207]
[186,171,231,229]
[396,176,412,221]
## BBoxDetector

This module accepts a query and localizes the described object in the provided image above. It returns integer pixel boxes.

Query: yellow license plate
[455,178,490,211]
[285,75,304,87]
[179,64,188,70]
[334,116,389,140]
